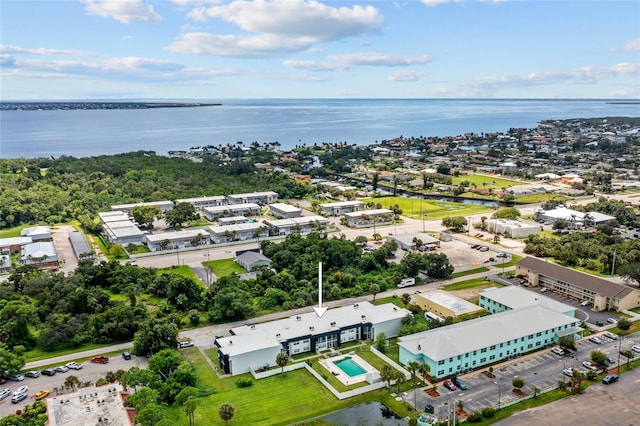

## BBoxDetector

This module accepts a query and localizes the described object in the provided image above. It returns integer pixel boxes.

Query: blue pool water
[333,357,366,377]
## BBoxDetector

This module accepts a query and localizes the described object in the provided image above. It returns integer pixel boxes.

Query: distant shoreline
[0,102,222,111]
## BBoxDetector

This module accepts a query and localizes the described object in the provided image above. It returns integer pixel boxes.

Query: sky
[1,0,639,100]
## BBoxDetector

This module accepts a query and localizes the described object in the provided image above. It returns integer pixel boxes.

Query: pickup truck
[90,356,109,364]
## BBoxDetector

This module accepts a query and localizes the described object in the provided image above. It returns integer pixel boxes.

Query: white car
[551,347,565,356]
[563,368,575,377]
[603,332,618,340]
[65,362,83,370]
[13,386,28,396]
[607,318,618,325]
[582,361,598,371]
[632,345,640,353]
[0,388,11,401]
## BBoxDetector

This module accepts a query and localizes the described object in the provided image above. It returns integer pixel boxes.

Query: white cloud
[420,0,451,6]
[0,45,94,57]
[623,38,640,51]
[167,32,314,57]
[83,0,162,24]
[173,0,383,57]
[328,52,434,66]
[388,70,427,81]
[282,60,347,72]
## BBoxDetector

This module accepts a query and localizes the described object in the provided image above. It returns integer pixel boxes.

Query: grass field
[452,173,523,189]
[159,265,204,284]
[363,196,492,220]
[207,258,246,277]
[163,348,415,426]
[443,277,503,291]
[0,225,29,238]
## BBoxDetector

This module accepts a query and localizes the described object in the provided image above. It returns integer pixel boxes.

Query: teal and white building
[398,305,581,379]
[478,286,576,316]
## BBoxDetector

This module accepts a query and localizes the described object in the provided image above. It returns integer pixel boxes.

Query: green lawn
[207,258,247,277]
[452,174,523,189]
[443,278,503,291]
[0,225,29,238]
[450,267,489,278]
[159,265,204,284]
[497,254,523,268]
[361,196,491,220]
[24,342,130,363]
[164,348,415,426]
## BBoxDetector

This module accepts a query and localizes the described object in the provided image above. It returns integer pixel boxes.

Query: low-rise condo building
[265,215,330,236]
[98,211,144,246]
[268,203,303,219]
[176,195,226,210]
[143,229,209,252]
[318,201,365,216]
[479,285,575,316]
[343,209,394,228]
[111,200,174,214]
[208,223,268,244]
[203,203,262,220]
[227,191,278,205]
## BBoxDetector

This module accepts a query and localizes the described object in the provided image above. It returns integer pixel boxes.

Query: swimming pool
[333,357,366,377]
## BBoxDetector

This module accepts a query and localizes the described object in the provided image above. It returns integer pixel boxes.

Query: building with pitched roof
[20,225,52,241]
[111,200,174,214]
[478,286,575,316]
[143,229,209,252]
[235,251,272,271]
[516,257,640,311]
[203,203,262,220]
[398,305,581,379]
[21,241,58,268]
[0,236,32,254]
[215,302,410,375]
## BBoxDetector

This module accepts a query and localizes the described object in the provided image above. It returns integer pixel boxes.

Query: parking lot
[408,330,640,421]
[0,353,146,412]
[437,237,507,273]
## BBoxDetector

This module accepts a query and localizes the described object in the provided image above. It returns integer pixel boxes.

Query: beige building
[516,257,640,311]
[415,291,484,319]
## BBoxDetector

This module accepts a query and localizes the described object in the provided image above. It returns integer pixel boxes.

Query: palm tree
[64,375,80,392]
[380,365,394,389]
[276,351,289,376]
[219,403,235,425]
[621,349,634,368]
[418,363,431,383]
[394,370,406,393]
[407,361,421,386]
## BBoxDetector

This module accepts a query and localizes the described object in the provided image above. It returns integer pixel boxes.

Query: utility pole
[611,248,617,276]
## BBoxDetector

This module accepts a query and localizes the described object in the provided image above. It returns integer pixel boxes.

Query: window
[481,348,487,353]
[536,341,541,347]
[536,332,542,337]
[457,355,461,360]
[499,343,504,348]
[448,367,453,373]
[490,345,496,350]
[438,360,444,365]
[480,357,486,363]
[490,355,495,360]
[465,353,469,358]
[527,344,533,349]
[528,334,534,339]
[438,370,444,376]
[473,351,477,355]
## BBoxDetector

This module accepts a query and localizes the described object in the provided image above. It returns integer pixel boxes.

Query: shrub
[467,411,484,423]
[586,371,597,381]
[95,378,109,386]
[482,407,496,418]
[235,378,253,388]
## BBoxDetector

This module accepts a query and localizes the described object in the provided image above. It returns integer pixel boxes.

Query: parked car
[34,390,50,400]
[563,368,575,377]
[496,252,508,258]
[91,356,109,364]
[55,365,69,373]
[603,332,618,340]
[479,246,489,252]
[589,337,604,345]
[25,371,40,378]
[632,345,640,353]
[122,352,132,360]
[9,374,25,382]
[66,362,83,370]
[451,377,468,390]
[470,244,480,249]
[40,368,56,376]
[602,374,619,385]
[582,361,598,371]
[0,388,11,401]
[13,386,28,396]
[607,318,618,325]
[11,393,27,404]
[443,379,457,391]
[580,300,590,306]
[551,347,565,356]
[178,341,194,349]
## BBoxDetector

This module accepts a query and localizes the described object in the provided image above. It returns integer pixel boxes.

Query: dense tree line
[0,152,314,228]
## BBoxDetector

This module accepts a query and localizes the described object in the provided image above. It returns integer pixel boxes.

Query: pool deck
[319,353,379,386]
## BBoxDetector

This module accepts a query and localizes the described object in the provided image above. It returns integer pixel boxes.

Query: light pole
[494,381,501,411]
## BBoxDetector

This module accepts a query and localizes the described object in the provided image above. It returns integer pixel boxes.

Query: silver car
[0,388,11,401]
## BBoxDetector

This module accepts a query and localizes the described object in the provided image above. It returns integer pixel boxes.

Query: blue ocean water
[1,99,638,159]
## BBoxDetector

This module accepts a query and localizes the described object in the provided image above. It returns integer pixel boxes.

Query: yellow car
[34,390,50,400]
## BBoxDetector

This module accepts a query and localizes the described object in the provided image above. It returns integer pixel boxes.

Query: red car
[91,356,109,364]
[443,379,457,391]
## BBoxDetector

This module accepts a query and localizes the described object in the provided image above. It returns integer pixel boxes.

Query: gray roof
[68,231,92,258]
[217,302,409,356]
[0,236,32,247]
[398,305,577,361]
[235,251,271,267]
[22,242,57,259]
[390,233,439,246]
[517,257,634,299]
[479,286,574,313]
[144,229,207,243]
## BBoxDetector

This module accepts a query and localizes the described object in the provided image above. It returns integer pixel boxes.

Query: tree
[512,377,525,392]
[219,403,235,425]
[621,349,633,368]
[375,332,388,353]
[617,318,632,332]
[492,208,521,220]
[369,283,380,302]
[423,252,454,278]
[0,345,25,378]
[590,350,609,371]
[552,218,569,230]
[558,336,576,351]
[407,361,421,386]
[127,386,160,411]
[131,205,161,229]
[399,252,428,278]
[394,370,406,393]
[353,235,368,246]
[275,351,289,376]
[164,202,197,228]
[184,397,199,426]
[136,403,167,426]
[570,369,585,393]
[380,365,394,389]
[618,262,640,287]
[418,363,431,382]
[148,349,184,380]
[401,293,411,306]
[132,320,179,356]
[441,216,467,232]
[436,163,451,175]
[63,375,80,392]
